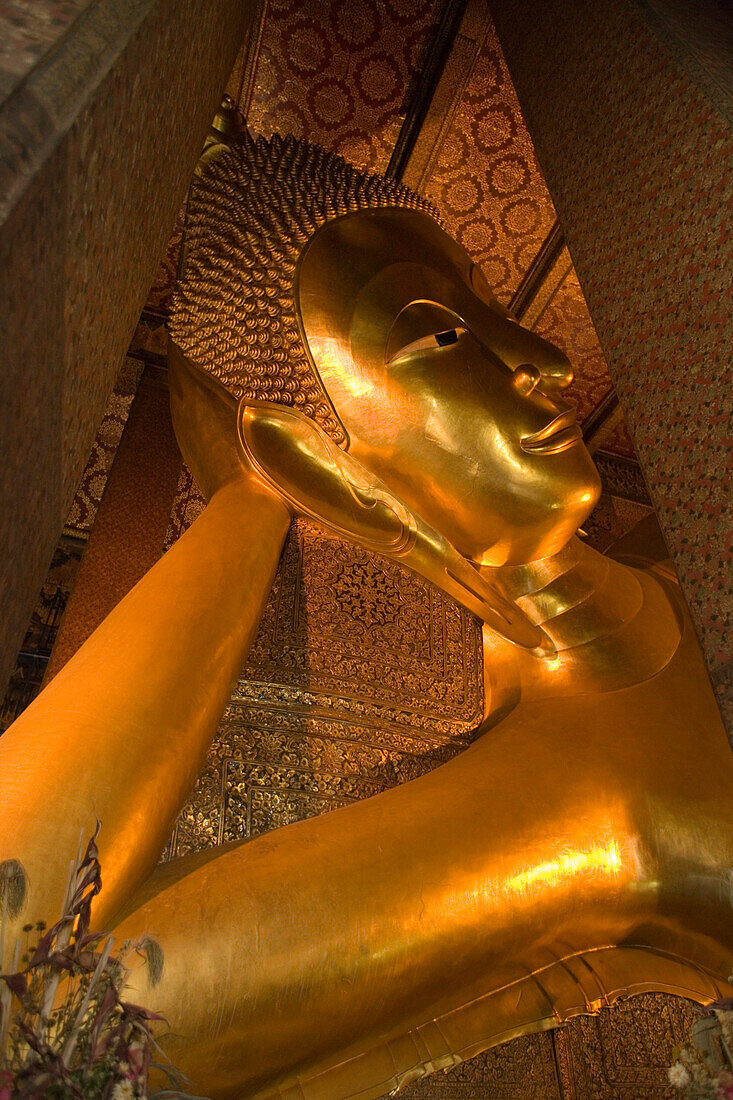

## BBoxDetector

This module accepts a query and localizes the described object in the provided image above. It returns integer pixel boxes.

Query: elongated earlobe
[238,399,555,657]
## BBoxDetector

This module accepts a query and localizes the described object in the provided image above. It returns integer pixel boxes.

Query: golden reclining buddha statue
[2,132,733,1099]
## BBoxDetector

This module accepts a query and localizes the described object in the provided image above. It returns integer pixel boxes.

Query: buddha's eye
[388,326,467,365]
[436,329,459,346]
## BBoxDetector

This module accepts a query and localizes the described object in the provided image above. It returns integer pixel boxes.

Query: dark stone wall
[0,0,255,694]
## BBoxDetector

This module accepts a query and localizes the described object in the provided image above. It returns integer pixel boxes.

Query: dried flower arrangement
[0,827,206,1100]
[669,996,733,1098]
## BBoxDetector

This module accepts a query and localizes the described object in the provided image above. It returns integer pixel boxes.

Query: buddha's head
[170,133,600,571]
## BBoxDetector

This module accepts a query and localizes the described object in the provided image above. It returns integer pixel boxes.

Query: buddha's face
[297,209,601,566]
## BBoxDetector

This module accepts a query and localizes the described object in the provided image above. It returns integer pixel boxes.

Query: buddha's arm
[0,475,289,935]
[113,665,733,1100]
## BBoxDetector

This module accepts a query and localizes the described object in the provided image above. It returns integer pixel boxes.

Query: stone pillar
[45,368,182,679]
[0,0,256,696]
[487,0,733,733]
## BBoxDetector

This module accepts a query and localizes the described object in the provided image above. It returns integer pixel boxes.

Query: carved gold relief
[396,995,700,1098]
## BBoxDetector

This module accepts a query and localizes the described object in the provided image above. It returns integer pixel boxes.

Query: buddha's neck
[484,536,682,698]
[498,536,636,650]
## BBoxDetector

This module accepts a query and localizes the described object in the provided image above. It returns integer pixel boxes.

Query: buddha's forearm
[0,476,290,935]
[114,747,728,1100]
[113,658,733,1100]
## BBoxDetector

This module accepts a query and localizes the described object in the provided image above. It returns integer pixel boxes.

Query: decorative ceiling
[245,0,442,172]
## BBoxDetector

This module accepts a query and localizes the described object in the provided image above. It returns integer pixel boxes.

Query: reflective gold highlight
[503,841,623,897]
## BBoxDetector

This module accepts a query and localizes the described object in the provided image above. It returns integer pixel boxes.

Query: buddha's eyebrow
[389,300,466,336]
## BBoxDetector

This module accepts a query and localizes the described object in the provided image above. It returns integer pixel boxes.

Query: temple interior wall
[1,0,731,1095]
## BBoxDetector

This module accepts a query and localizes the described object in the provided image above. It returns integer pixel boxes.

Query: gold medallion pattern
[424,19,558,304]
[246,0,441,174]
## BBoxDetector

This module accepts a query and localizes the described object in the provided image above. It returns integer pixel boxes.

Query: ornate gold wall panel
[393,994,699,1099]
[423,18,559,304]
[395,1033,563,1099]
[554,993,700,1099]
[582,495,653,553]
[63,386,136,536]
[590,406,638,461]
[163,502,483,861]
[531,268,616,428]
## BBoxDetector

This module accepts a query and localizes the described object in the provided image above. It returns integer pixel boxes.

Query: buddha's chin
[477,529,576,568]
[473,447,601,566]
[473,482,601,567]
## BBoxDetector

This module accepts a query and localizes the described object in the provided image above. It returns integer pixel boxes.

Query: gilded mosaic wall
[63,384,136,536]
[532,267,626,438]
[45,364,182,678]
[390,993,698,1099]
[0,536,85,732]
[583,494,653,553]
[554,993,699,1098]
[397,1032,563,1099]
[162,489,484,859]
[423,17,558,305]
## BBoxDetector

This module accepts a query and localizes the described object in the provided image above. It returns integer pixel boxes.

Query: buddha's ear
[168,341,242,500]
[237,399,416,555]
[237,399,554,656]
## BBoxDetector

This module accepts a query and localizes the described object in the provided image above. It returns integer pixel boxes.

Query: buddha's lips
[521,410,581,455]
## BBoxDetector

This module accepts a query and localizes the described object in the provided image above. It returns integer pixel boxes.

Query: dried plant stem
[0,859,27,975]
[0,827,193,1098]
[0,938,21,1065]
[37,856,77,1046]
[61,934,114,1067]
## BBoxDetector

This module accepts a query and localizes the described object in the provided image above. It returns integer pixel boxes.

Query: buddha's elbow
[621,795,733,960]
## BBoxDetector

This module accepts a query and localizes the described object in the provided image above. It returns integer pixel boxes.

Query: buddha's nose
[513,363,542,396]
[514,354,574,400]
[507,324,574,395]
[534,347,574,395]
